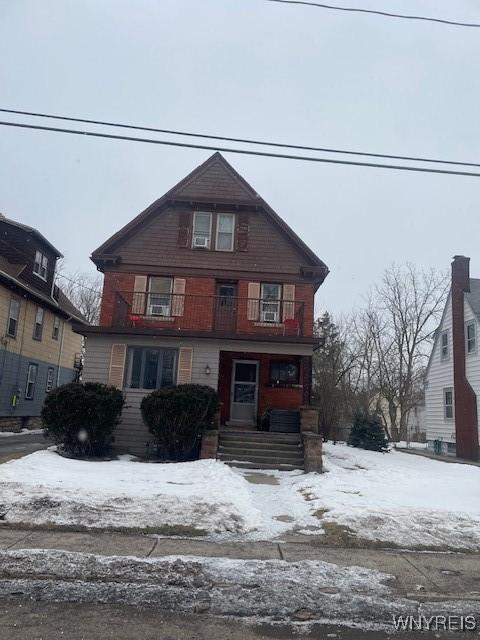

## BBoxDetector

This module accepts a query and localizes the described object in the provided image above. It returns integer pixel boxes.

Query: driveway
[0,432,50,464]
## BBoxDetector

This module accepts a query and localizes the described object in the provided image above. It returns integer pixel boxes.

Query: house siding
[0,284,82,421]
[83,334,312,454]
[463,298,480,443]
[425,291,455,445]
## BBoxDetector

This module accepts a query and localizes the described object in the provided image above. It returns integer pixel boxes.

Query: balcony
[110,291,309,338]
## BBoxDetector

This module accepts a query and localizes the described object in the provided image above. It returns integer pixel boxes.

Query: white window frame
[443,387,454,421]
[33,250,48,280]
[25,363,38,400]
[466,320,476,354]
[52,316,60,340]
[192,212,212,249]
[440,330,449,361]
[215,213,235,251]
[260,283,282,323]
[125,347,177,390]
[46,366,55,392]
[147,276,173,317]
[7,298,20,338]
[33,307,44,341]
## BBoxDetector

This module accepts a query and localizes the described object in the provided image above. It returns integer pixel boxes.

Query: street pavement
[0,431,50,464]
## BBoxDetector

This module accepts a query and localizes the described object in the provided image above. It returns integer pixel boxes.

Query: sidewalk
[1,525,479,601]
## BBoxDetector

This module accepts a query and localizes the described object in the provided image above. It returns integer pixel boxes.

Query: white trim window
[440,330,449,361]
[260,283,282,323]
[125,347,177,390]
[444,387,454,420]
[25,363,38,400]
[33,250,48,280]
[192,212,212,249]
[7,298,20,337]
[466,321,476,354]
[147,277,173,316]
[33,307,44,340]
[46,366,55,392]
[52,316,60,340]
[216,213,235,251]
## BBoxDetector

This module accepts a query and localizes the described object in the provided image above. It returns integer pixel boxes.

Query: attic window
[33,250,48,280]
[192,212,212,249]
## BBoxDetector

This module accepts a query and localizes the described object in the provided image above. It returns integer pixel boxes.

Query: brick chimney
[451,255,479,460]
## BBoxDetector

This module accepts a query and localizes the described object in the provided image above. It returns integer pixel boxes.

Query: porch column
[302,355,313,405]
[300,405,319,433]
[200,430,219,459]
[303,431,323,473]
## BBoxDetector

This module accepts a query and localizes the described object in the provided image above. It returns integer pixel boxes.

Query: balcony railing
[111,291,308,337]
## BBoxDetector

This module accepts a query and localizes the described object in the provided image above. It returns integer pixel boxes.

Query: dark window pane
[129,348,143,389]
[270,361,299,384]
[161,350,176,387]
[235,363,257,382]
[234,383,255,403]
[143,350,159,389]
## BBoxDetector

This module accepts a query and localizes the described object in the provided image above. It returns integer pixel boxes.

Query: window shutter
[282,284,295,321]
[247,282,260,321]
[132,275,147,314]
[177,347,193,384]
[177,212,191,248]
[172,278,186,316]
[108,344,127,389]
[236,213,249,251]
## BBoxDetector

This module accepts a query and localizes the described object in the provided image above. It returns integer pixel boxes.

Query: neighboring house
[425,255,480,461]
[79,153,328,456]
[405,399,426,442]
[0,214,87,431]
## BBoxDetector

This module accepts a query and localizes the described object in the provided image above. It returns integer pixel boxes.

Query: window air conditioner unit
[150,305,169,316]
[193,235,209,248]
[263,311,278,323]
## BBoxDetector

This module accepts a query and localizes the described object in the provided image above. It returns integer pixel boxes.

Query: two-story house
[425,255,480,461]
[79,153,328,461]
[0,214,87,431]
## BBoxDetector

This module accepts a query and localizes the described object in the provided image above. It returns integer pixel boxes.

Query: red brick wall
[218,351,304,424]
[99,272,135,326]
[99,272,314,338]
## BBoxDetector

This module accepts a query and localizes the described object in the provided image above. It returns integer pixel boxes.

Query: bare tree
[55,262,103,325]
[372,264,448,441]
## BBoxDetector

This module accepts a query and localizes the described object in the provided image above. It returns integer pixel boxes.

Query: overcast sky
[1,0,479,315]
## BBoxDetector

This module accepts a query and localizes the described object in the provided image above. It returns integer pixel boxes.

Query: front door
[215,283,237,332]
[230,360,259,425]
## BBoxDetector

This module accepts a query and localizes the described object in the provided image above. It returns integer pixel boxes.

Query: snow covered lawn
[1,444,479,549]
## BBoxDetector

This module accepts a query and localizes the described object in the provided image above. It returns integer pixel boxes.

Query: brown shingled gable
[91,152,328,274]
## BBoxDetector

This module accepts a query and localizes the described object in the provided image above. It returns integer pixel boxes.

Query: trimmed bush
[348,412,389,453]
[141,384,219,461]
[42,382,124,457]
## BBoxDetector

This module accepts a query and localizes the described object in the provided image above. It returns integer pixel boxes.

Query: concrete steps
[218,429,304,471]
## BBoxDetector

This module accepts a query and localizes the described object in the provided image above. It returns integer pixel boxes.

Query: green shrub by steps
[348,412,389,453]
[141,384,219,461]
[42,382,124,457]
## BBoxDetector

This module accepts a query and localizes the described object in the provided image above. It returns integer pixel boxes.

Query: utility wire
[1,107,479,169]
[1,118,480,178]
[55,273,101,294]
[265,0,480,28]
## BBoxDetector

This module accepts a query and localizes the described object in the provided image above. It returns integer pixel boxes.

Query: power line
[2,118,480,178]
[0,107,478,169]
[55,273,101,294]
[265,0,480,28]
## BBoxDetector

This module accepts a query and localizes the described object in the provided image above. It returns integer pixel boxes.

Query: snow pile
[294,443,480,550]
[0,450,262,534]
[0,547,406,628]
[0,428,44,437]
